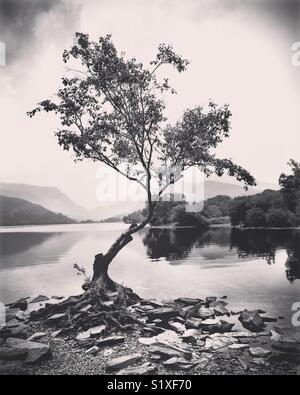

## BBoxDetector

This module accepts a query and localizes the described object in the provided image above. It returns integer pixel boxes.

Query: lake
[0,223,299,325]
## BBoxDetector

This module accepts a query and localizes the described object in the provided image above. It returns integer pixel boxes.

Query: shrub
[174,210,209,228]
[265,208,298,228]
[245,207,266,227]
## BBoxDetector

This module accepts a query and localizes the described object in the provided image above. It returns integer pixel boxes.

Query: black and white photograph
[0,0,300,378]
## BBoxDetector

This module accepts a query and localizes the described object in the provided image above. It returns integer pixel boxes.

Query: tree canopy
[28,33,255,204]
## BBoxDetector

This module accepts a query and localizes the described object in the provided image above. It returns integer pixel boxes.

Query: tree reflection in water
[142,227,300,282]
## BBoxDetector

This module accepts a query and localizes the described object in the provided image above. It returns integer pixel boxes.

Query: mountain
[203,180,260,200]
[0,182,88,220]
[0,182,143,221]
[0,179,265,222]
[0,195,76,226]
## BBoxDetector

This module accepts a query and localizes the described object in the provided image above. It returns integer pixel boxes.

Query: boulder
[249,347,272,358]
[96,336,125,347]
[4,337,50,363]
[116,362,157,375]
[149,342,192,360]
[106,353,142,371]
[238,310,265,332]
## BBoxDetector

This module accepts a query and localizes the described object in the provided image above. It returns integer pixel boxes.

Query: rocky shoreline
[0,292,299,375]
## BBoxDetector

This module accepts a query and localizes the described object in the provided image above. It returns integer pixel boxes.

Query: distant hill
[0,179,264,222]
[0,182,88,220]
[203,180,260,199]
[0,195,76,226]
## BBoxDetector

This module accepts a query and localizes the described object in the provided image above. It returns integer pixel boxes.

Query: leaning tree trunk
[92,203,155,291]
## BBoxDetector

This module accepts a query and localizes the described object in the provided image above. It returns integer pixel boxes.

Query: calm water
[0,223,299,324]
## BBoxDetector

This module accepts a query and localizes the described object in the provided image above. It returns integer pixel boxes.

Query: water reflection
[0,232,82,269]
[142,227,300,283]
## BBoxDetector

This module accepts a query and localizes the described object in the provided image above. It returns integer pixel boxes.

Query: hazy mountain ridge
[0,179,272,222]
[0,195,76,226]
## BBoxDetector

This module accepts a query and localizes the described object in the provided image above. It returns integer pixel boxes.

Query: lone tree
[28,33,255,290]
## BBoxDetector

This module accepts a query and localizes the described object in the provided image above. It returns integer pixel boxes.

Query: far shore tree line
[123,160,300,229]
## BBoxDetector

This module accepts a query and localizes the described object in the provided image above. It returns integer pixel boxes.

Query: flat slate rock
[27,332,47,342]
[149,342,192,360]
[147,307,179,320]
[168,321,186,333]
[4,337,50,363]
[249,347,272,357]
[185,317,202,329]
[96,336,125,347]
[116,363,157,375]
[229,344,250,350]
[106,353,142,371]
[0,346,28,361]
[205,335,238,350]
[76,331,91,343]
[199,319,234,333]
[0,363,28,375]
[88,325,106,338]
[175,298,201,305]
[9,298,28,311]
[46,313,66,323]
[30,295,49,304]
[85,346,99,355]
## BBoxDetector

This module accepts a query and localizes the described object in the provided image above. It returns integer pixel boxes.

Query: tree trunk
[92,230,133,290]
[91,202,155,291]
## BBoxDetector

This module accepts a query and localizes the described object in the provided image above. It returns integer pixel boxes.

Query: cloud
[0,0,80,64]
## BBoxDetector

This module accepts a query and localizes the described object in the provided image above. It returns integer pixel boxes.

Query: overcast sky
[0,0,299,208]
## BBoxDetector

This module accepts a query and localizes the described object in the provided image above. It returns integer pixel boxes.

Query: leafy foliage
[201,195,232,218]
[228,162,300,228]
[28,33,255,215]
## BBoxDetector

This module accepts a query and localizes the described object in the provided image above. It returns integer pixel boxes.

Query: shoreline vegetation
[0,288,299,375]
